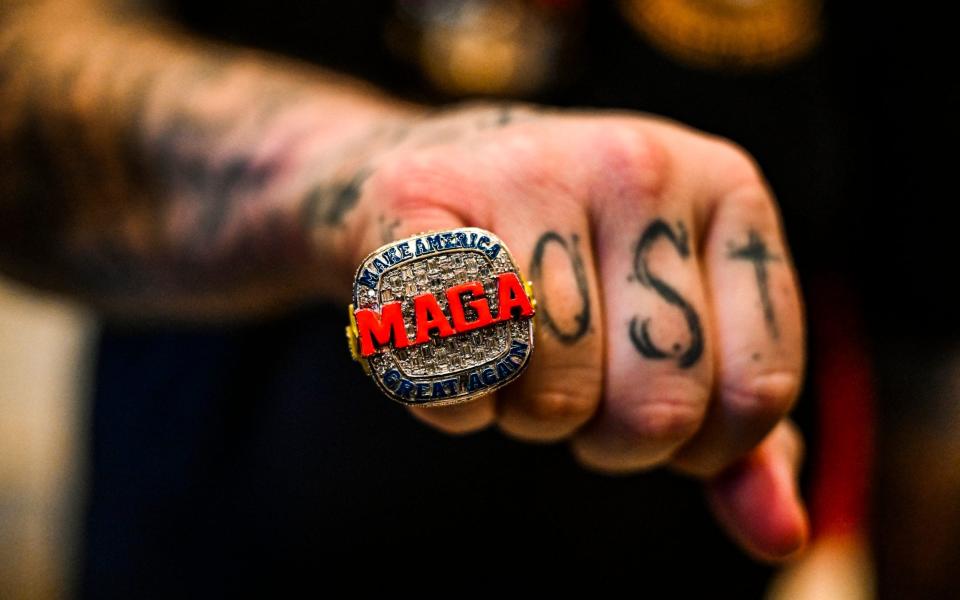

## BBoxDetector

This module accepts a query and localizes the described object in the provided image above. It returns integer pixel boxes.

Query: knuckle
[592,124,670,202]
[371,152,471,215]
[526,389,598,424]
[711,137,768,191]
[617,395,704,449]
[501,368,602,441]
[729,185,775,218]
[721,371,799,423]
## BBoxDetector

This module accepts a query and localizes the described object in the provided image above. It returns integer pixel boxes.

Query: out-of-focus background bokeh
[0,278,92,599]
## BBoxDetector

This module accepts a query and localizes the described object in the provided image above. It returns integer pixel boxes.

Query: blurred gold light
[622,0,822,70]
[416,0,555,96]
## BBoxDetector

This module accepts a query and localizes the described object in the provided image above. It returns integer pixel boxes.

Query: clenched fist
[314,105,808,560]
[0,4,814,582]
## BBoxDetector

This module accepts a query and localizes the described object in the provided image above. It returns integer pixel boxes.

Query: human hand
[332,105,807,560]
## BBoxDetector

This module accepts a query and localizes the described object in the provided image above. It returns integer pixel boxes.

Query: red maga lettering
[356,272,534,357]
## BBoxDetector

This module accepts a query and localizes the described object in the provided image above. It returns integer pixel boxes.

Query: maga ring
[347,227,536,407]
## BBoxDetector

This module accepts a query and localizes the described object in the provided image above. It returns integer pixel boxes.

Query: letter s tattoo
[629,219,704,368]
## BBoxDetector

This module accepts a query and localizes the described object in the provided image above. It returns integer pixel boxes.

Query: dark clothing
[86,304,771,596]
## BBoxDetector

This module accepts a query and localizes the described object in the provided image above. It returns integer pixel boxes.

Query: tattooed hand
[0,3,804,562]
[339,107,806,561]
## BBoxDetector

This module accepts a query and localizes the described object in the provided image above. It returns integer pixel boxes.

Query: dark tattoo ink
[495,104,513,127]
[301,167,371,229]
[378,214,401,244]
[0,21,382,305]
[629,219,704,368]
[728,229,780,339]
[193,157,278,249]
[529,231,591,344]
[472,102,531,130]
[323,168,369,225]
[142,106,279,252]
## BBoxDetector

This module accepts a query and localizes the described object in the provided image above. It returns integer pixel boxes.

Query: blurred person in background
[0,0,956,598]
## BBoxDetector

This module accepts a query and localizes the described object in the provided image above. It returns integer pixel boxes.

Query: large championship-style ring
[347,227,536,407]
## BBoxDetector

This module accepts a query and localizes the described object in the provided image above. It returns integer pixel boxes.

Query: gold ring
[347,227,535,407]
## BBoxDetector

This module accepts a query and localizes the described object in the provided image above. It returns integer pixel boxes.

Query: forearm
[0,0,416,317]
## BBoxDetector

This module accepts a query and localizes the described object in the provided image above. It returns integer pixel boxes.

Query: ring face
[347,227,535,407]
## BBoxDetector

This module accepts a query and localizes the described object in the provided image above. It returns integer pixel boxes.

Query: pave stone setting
[348,228,535,407]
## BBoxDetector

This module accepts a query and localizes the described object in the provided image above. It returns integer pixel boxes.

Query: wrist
[244,102,422,302]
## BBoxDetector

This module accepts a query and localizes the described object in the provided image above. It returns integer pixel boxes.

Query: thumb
[705,420,810,562]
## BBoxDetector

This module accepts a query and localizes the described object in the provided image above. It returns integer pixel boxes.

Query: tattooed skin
[376,214,402,245]
[529,231,591,344]
[0,1,545,315]
[301,168,372,230]
[728,229,781,339]
[629,219,704,368]
[0,3,409,313]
